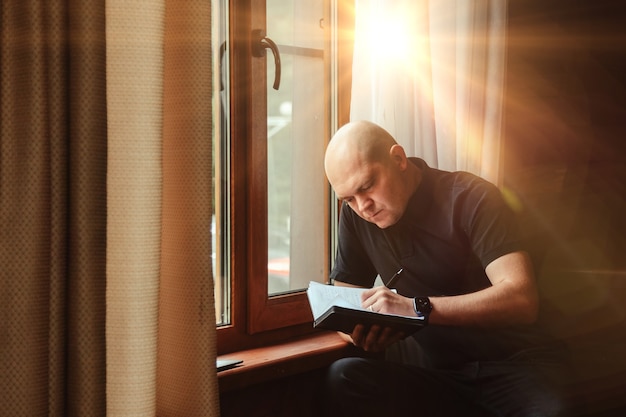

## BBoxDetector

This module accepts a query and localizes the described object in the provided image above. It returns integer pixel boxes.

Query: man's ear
[389,144,408,169]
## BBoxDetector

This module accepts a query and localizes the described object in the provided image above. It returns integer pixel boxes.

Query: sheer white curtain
[350,0,508,184]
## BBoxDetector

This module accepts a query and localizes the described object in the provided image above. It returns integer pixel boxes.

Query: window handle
[251,29,281,90]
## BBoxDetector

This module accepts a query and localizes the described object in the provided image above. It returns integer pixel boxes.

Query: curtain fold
[105,0,165,415]
[65,2,109,415]
[350,0,507,184]
[157,0,219,415]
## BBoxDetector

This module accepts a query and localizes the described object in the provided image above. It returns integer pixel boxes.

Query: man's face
[330,157,408,229]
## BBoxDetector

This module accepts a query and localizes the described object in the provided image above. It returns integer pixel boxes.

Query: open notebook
[306,281,425,335]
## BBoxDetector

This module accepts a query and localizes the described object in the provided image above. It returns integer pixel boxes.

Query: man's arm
[335,250,539,352]
[426,250,539,327]
[340,250,539,327]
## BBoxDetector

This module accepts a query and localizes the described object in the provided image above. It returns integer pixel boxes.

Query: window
[213,0,354,354]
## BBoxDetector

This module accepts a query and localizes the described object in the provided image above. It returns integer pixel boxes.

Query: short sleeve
[458,178,524,268]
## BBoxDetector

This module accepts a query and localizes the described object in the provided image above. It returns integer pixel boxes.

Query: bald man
[318,121,570,417]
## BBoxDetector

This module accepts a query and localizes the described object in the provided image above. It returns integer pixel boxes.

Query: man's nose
[356,196,372,213]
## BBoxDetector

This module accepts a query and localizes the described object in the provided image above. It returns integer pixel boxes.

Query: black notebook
[306,282,425,335]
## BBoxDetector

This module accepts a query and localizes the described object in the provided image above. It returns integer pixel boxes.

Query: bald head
[324,121,419,228]
[324,120,397,182]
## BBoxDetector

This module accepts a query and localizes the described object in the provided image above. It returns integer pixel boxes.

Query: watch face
[413,297,432,324]
[416,297,432,313]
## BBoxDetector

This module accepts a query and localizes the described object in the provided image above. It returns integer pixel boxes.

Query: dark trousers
[317,351,571,417]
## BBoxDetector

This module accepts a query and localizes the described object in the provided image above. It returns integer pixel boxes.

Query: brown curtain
[1,1,108,416]
[158,0,219,414]
[1,0,218,416]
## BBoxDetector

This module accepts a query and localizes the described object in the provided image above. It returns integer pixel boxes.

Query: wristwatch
[413,296,433,324]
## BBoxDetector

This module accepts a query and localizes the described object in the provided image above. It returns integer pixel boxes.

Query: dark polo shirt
[330,158,551,369]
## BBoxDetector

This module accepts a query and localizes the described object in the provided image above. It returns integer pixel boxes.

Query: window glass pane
[267,0,328,295]
[214,0,231,325]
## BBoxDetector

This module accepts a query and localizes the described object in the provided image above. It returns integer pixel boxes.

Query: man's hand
[344,286,415,352]
[332,282,417,351]
[361,286,415,317]
[349,323,405,352]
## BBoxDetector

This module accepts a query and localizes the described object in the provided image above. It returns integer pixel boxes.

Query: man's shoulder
[409,157,492,187]
[412,161,491,196]
[429,167,498,200]
[407,161,505,222]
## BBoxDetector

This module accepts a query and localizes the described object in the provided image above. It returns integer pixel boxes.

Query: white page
[306,281,367,319]
[306,281,413,320]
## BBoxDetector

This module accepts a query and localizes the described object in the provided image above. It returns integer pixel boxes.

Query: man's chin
[373,217,396,229]
[375,213,403,229]
[362,211,397,228]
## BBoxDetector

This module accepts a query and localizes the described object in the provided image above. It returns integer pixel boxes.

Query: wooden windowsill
[217,331,359,393]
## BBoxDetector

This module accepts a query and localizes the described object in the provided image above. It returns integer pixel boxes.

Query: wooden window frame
[218,0,354,355]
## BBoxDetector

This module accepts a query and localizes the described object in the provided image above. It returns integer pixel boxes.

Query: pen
[386,268,404,288]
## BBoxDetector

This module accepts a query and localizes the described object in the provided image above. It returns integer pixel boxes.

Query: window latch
[251,29,281,90]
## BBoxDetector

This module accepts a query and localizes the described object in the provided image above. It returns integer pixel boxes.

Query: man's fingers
[363,325,383,352]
